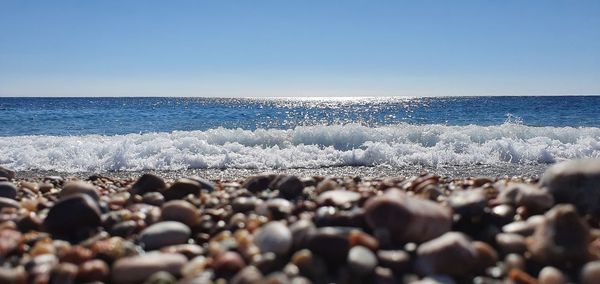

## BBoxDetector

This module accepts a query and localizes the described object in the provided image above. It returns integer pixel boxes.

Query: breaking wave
[1,123,599,172]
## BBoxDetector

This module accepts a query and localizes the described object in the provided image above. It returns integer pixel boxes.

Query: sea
[1,96,599,178]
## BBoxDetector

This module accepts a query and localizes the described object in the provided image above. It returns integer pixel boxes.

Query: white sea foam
[1,123,599,172]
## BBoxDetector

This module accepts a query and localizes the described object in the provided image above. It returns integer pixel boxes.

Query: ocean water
[1,96,599,175]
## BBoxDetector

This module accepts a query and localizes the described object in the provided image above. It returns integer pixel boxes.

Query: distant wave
[1,123,599,172]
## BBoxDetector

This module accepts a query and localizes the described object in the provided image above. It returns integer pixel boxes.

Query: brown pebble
[161,200,198,227]
[131,173,166,195]
[60,181,100,201]
[213,251,246,279]
[538,266,566,284]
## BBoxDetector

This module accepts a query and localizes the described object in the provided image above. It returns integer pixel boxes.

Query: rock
[364,188,452,244]
[161,200,198,227]
[472,241,498,272]
[59,181,100,201]
[161,244,204,259]
[43,194,101,241]
[254,221,293,255]
[0,166,15,180]
[272,175,304,200]
[25,254,59,283]
[502,215,545,236]
[306,227,350,266]
[0,182,17,199]
[139,221,191,250]
[317,189,361,206]
[243,175,272,193]
[448,189,487,217]
[347,245,377,275]
[527,204,589,265]
[142,192,165,207]
[538,266,566,284]
[0,196,20,209]
[495,233,527,255]
[49,263,78,284]
[541,159,600,216]
[0,267,26,284]
[76,259,109,283]
[377,250,411,275]
[163,178,205,200]
[213,251,246,279]
[415,232,478,276]
[131,174,166,195]
[257,198,294,220]
[581,261,600,284]
[111,253,187,284]
[232,196,257,213]
[0,229,21,257]
[231,266,264,284]
[144,271,176,284]
[187,176,215,192]
[496,183,553,212]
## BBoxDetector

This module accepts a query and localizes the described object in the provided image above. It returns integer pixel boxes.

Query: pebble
[43,193,101,241]
[0,166,15,180]
[538,266,567,284]
[347,245,377,275]
[496,183,554,212]
[0,196,20,209]
[0,229,21,257]
[377,250,411,274]
[317,189,361,206]
[495,233,527,255]
[448,189,487,217]
[364,188,452,244]
[77,259,109,283]
[527,204,590,265]
[59,181,100,201]
[111,252,187,284]
[242,175,272,193]
[161,200,198,227]
[254,221,293,255]
[541,159,600,216]
[230,266,264,284]
[163,178,205,200]
[272,175,305,200]
[138,221,191,250]
[131,173,167,195]
[306,227,350,266]
[415,232,478,276]
[0,181,18,199]
[581,261,600,284]
[213,251,246,279]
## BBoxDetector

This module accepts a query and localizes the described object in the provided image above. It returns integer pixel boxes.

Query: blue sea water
[0,96,599,172]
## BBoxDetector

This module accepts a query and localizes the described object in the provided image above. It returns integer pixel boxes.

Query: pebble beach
[2,159,600,284]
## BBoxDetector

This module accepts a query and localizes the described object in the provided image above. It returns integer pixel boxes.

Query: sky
[0,0,599,97]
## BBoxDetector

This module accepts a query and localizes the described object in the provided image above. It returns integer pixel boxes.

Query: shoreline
[13,163,549,181]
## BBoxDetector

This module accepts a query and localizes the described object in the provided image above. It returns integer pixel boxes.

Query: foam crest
[1,123,599,172]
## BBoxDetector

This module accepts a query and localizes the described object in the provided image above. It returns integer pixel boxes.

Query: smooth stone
[581,261,600,284]
[527,204,589,265]
[317,189,361,206]
[163,178,205,200]
[0,229,21,257]
[496,183,553,212]
[254,221,293,255]
[0,182,17,199]
[213,251,246,279]
[0,166,15,180]
[161,200,198,227]
[231,266,264,284]
[257,198,293,220]
[77,259,109,283]
[347,245,377,275]
[242,175,272,193]
[541,159,600,216]
[538,266,567,284]
[272,175,304,200]
[43,194,101,241]
[59,181,100,201]
[364,188,452,244]
[139,221,191,250]
[232,196,257,213]
[111,253,187,284]
[289,219,316,250]
[49,263,78,284]
[306,227,350,266]
[495,233,527,255]
[131,173,167,195]
[0,197,20,209]
[377,250,411,274]
[448,189,487,217]
[142,192,165,207]
[415,232,478,276]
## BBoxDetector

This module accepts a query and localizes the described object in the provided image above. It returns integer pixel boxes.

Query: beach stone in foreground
[527,204,590,265]
[254,221,293,255]
[0,182,18,199]
[130,173,166,195]
[43,193,101,241]
[111,252,187,284]
[415,232,478,276]
[0,166,15,180]
[364,188,452,244]
[59,181,100,201]
[541,159,600,216]
[138,221,191,250]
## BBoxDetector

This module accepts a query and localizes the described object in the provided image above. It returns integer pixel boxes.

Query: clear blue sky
[1,0,599,97]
